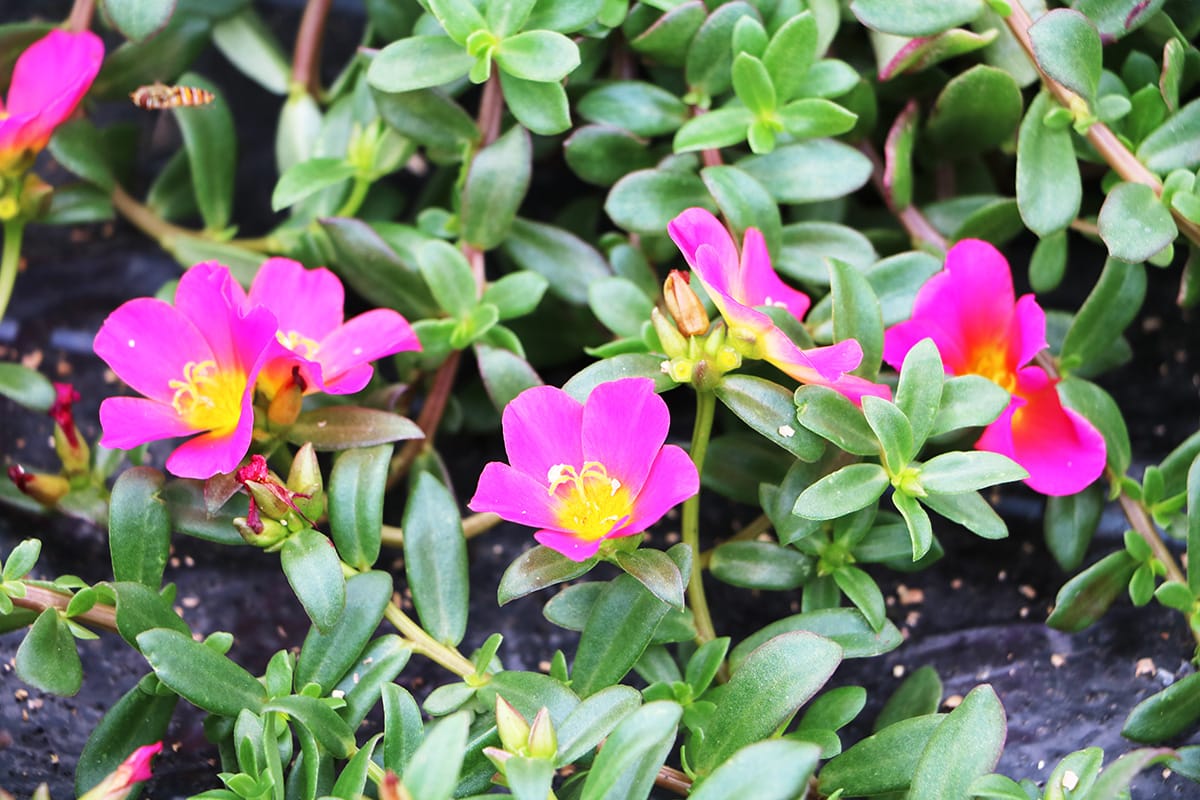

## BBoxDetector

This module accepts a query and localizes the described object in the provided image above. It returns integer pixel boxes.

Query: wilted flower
[49,382,89,474]
[78,741,161,800]
[0,29,104,175]
[242,257,420,399]
[883,239,1106,496]
[94,263,277,479]
[7,464,68,508]
[667,208,889,402]
[469,377,699,561]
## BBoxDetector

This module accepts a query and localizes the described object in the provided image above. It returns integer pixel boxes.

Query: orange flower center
[546,461,632,540]
[964,344,1016,393]
[169,360,246,433]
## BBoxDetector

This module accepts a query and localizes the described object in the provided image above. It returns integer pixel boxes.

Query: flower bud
[7,465,69,508]
[494,695,531,754]
[380,771,414,800]
[663,270,709,337]
[49,383,90,476]
[651,307,688,360]
[287,443,325,520]
[526,707,557,760]
[20,173,53,220]
[267,372,305,427]
[79,741,162,800]
[233,506,292,549]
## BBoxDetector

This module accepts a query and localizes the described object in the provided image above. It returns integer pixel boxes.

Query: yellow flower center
[965,344,1016,393]
[169,360,246,433]
[546,461,632,541]
[277,329,321,359]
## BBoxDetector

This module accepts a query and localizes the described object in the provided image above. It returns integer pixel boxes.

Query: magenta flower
[0,29,104,173]
[667,208,889,403]
[241,257,420,398]
[94,263,277,479]
[79,741,162,800]
[882,239,1106,496]
[469,377,699,561]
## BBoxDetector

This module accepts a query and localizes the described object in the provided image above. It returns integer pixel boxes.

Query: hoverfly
[130,82,215,110]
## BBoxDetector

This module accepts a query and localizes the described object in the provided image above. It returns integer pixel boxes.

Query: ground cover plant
[1,0,1200,797]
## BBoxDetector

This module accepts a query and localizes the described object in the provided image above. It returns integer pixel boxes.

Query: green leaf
[794,463,890,520]
[834,566,886,632]
[1057,377,1131,477]
[1098,182,1177,263]
[47,119,115,191]
[494,30,579,82]
[851,0,984,36]
[502,217,611,304]
[1122,670,1200,742]
[336,635,412,727]
[367,36,474,92]
[417,240,477,318]
[862,396,913,475]
[506,757,556,800]
[109,466,171,588]
[693,632,841,773]
[461,125,531,250]
[75,675,177,795]
[498,545,598,605]
[920,491,1008,541]
[763,12,817,101]
[524,0,603,33]
[565,124,656,186]
[730,608,902,668]
[2,539,40,582]
[1137,98,1200,172]
[285,405,424,450]
[700,166,782,256]
[895,339,943,451]
[211,7,290,94]
[383,683,423,773]
[173,72,235,232]
[875,665,941,731]
[731,53,775,116]
[275,88,322,175]
[614,549,684,609]
[328,445,391,571]
[690,740,819,800]
[673,107,754,153]
[43,182,115,225]
[893,490,933,560]
[1016,91,1081,237]
[929,375,1010,437]
[715,375,823,461]
[571,574,673,697]
[498,71,572,135]
[1030,229,1069,293]
[137,628,266,716]
[281,529,347,633]
[482,271,548,320]
[109,582,190,649]
[429,0,486,43]
[1029,9,1102,102]
[1046,550,1139,632]
[920,451,1027,493]
[580,701,682,800]
[829,258,883,379]
[629,1,706,67]
[296,570,393,694]
[272,157,356,211]
[605,168,716,235]
[1087,747,1175,798]
[563,354,675,400]
[265,695,354,759]
[331,734,382,800]
[101,0,176,42]
[709,541,813,591]
[321,218,440,319]
[15,609,82,696]
[555,685,642,766]
[589,276,654,339]
[1045,483,1104,572]
[0,363,54,411]
[794,385,878,456]
[1074,0,1165,40]
[909,684,1005,797]
[405,712,470,800]
[373,86,479,154]
[820,713,945,795]
[685,2,759,100]
[476,342,542,410]
[404,472,469,646]
[738,140,872,204]
[925,65,1022,159]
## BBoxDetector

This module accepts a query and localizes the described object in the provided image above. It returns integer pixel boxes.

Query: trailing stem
[0,220,25,323]
[682,390,718,645]
[858,140,948,255]
[291,0,333,96]
[64,0,95,33]
[12,584,117,633]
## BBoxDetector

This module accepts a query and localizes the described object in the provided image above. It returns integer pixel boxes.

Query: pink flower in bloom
[241,257,420,398]
[0,29,104,173]
[882,239,1106,496]
[469,377,699,561]
[667,208,889,403]
[79,741,162,800]
[94,263,277,479]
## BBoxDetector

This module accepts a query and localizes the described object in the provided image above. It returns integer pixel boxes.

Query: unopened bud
[287,443,325,519]
[651,307,688,359]
[527,707,557,760]
[7,465,69,508]
[267,369,306,426]
[494,696,531,754]
[79,741,161,800]
[233,505,292,549]
[379,771,414,800]
[49,383,89,476]
[663,271,709,337]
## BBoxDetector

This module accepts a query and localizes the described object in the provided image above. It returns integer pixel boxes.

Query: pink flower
[94,263,277,479]
[469,378,699,561]
[241,257,420,398]
[0,29,104,173]
[667,208,889,403]
[79,741,162,800]
[882,239,1106,496]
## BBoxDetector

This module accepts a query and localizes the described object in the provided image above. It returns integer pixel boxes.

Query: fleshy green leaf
[296,570,394,694]
[1016,91,1081,237]
[281,529,347,633]
[605,168,716,235]
[101,0,176,42]
[211,7,289,94]
[919,451,1027,493]
[908,685,1006,797]
[738,140,872,204]
[320,218,440,319]
[403,472,469,646]
[794,463,890,520]
[689,740,819,800]
[571,575,673,697]
[851,0,985,36]
[329,445,392,571]
[108,467,171,588]
[555,685,642,766]
[272,157,356,211]
[1045,482,1104,572]
[1122,671,1200,742]
[578,81,688,136]
[499,71,572,135]
[502,217,611,304]
[1029,9,1102,102]
[15,609,82,697]
[493,30,579,82]
[498,545,598,605]
[285,406,424,450]
[1046,550,1139,632]
[613,549,685,609]
[709,541,813,591]
[579,701,682,800]
[1097,182,1177,263]
[820,714,945,795]
[172,72,235,232]
[461,125,531,250]
[929,375,1010,437]
[75,675,177,795]
[875,665,942,731]
[794,385,878,456]
[367,36,474,92]
[0,363,55,412]
[716,375,824,461]
[137,628,267,716]
[1137,98,1200,173]
[729,608,902,667]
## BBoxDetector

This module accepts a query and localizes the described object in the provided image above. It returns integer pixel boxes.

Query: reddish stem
[65,0,95,33]
[292,0,332,94]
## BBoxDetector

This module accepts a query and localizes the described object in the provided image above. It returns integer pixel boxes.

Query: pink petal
[621,444,699,534]
[174,263,276,374]
[502,386,584,481]
[976,368,1107,496]
[163,399,256,479]
[98,396,202,449]
[317,308,420,390]
[124,742,163,783]
[897,270,973,372]
[1012,294,1048,367]
[93,298,213,403]
[533,530,603,562]
[942,239,1018,362]
[692,241,739,301]
[319,363,373,395]
[763,333,863,383]
[581,377,667,496]
[738,227,810,321]
[5,30,103,146]
[248,258,345,341]
[667,207,739,276]
[468,462,561,530]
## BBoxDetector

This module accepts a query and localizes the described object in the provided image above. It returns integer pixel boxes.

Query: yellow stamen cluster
[277,329,321,359]
[965,345,1016,393]
[546,460,631,541]
[169,359,245,433]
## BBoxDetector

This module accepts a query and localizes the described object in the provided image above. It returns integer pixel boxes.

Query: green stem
[334,175,372,218]
[0,220,25,323]
[682,389,718,645]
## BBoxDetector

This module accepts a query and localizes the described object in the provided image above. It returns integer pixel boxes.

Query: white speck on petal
[127,339,136,347]
[609,478,621,495]
[778,424,795,438]
[353,347,363,356]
